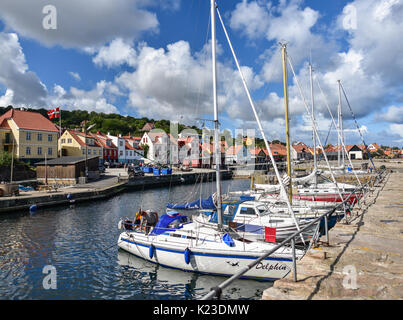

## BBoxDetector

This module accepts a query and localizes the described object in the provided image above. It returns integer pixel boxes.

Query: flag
[47,107,60,119]
[264,226,276,243]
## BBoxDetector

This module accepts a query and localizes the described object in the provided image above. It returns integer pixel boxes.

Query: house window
[61,138,66,143]
[88,149,91,155]
[26,147,31,155]
[82,149,85,155]
[120,151,123,156]
[48,135,52,142]
[126,151,128,156]
[38,147,42,155]
[37,133,42,141]
[99,150,101,155]
[120,140,123,147]
[68,138,72,143]
[48,148,52,155]
[26,132,31,140]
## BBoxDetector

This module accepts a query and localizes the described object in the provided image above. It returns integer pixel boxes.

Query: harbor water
[0,178,271,300]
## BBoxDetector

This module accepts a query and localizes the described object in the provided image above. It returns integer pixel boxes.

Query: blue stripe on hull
[120,237,292,262]
[118,247,281,282]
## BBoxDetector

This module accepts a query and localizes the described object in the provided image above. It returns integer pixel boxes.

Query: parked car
[128,166,144,177]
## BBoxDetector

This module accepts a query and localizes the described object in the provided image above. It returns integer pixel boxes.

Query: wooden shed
[36,156,99,185]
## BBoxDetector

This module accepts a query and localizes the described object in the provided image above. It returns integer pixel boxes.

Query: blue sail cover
[166,195,216,210]
[149,212,189,236]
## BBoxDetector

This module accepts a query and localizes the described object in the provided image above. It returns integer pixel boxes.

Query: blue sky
[0,0,402,147]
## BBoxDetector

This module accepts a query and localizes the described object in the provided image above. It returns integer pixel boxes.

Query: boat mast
[337,79,343,167]
[281,43,292,203]
[211,0,223,230]
[309,63,317,187]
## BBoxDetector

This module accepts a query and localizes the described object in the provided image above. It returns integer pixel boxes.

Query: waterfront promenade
[0,168,231,214]
[262,170,403,300]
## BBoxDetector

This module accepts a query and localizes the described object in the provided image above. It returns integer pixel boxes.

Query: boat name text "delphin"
[255,262,287,271]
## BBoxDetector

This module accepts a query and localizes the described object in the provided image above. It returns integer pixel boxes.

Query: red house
[91,132,118,162]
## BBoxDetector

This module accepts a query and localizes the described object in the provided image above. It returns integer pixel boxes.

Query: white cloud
[92,38,137,68]
[69,72,81,82]
[0,89,14,106]
[375,105,403,124]
[0,32,47,107]
[115,40,263,123]
[230,0,337,83]
[230,0,270,39]
[390,123,403,140]
[0,0,159,48]
[49,81,119,114]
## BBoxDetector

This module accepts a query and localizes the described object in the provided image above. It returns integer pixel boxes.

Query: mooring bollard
[291,237,297,282]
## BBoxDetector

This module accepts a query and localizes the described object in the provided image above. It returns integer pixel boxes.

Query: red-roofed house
[291,142,311,161]
[249,147,266,163]
[225,145,248,164]
[368,143,380,152]
[0,108,59,162]
[59,129,102,159]
[91,132,118,162]
[141,122,155,132]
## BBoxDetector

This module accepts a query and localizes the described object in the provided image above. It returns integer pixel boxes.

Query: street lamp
[85,123,96,179]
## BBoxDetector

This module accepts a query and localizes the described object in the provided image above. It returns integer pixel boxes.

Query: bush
[0,152,13,166]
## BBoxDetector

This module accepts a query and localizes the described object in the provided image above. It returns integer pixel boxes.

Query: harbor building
[0,108,59,164]
[59,129,103,159]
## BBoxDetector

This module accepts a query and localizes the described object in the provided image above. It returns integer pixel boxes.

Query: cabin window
[240,207,256,215]
[256,206,267,214]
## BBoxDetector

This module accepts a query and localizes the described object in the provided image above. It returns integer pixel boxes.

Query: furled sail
[293,169,320,183]
[166,193,217,210]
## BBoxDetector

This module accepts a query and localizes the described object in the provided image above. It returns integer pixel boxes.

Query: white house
[125,138,145,163]
[107,133,126,164]
[140,131,173,164]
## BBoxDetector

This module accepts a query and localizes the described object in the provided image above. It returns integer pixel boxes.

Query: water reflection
[0,178,271,300]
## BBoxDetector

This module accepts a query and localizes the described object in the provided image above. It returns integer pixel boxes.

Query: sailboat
[117,0,304,281]
[252,60,362,206]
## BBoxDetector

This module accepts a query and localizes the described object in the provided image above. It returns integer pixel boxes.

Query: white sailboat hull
[118,230,300,281]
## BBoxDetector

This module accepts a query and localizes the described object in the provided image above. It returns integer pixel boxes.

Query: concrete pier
[262,170,403,300]
[0,169,233,214]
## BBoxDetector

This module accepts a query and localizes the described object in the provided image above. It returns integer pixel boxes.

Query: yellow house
[59,129,102,158]
[0,108,59,162]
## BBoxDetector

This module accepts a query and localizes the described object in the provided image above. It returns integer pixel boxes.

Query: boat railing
[200,169,387,300]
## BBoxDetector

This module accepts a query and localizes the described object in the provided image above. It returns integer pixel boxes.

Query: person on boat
[133,210,143,230]
[141,210,159,234]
